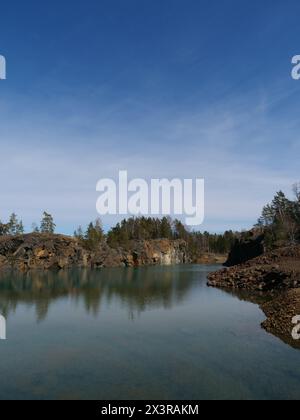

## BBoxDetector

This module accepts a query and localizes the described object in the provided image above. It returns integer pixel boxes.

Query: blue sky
[0,0,300,233]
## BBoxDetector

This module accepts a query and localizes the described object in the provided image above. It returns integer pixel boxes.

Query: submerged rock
[261,289,300,349]
[208,244,300,350]
[217,287,300,350]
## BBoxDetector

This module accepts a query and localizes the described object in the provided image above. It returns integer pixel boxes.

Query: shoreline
[207,245,300,349]
[0,232,226,272]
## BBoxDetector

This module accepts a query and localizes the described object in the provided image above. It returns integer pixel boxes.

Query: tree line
[0,212,55,236]
[256,183,300,248]
[104,216,236,255]
[74,219,104,251]
[3,182,299,255]
[0,211,238,255]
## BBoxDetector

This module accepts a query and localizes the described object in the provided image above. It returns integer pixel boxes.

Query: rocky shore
[208,244,300,348]
[208,245,300,291]
[261,289,300,349]
[193,253,226,265]
[0,233,190,271]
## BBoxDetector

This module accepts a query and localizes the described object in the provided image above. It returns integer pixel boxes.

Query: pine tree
[16,220,24,235]
[40,212,56,234]
[83,219,104,250]
[31,223,40,233]
[257,187,300,247]
[0,220,9,236]
[160,217,173,239]
[74,226,84,240]
[8,213,18,235]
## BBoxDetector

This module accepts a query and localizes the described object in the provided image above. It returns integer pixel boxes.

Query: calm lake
[0,264,300,400]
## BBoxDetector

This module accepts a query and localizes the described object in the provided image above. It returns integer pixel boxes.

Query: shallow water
[0,265,300,400]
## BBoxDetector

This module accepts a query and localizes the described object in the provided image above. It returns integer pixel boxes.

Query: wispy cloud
[0,85,299,233]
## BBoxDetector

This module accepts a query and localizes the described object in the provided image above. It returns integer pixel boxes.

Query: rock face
[224,229,265,267]
[0,234,189,271]
[125,239,189,267]
[208,245,300,291]
[90,239,189,268]
[0,234,90,271]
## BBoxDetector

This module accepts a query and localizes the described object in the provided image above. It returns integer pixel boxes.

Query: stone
[208,245,300,292]
[0,233,190,272]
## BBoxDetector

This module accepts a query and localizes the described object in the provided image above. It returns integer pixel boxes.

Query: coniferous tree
[40,212,56,234]
[160,217,173,239]
[83,218,104,250]
[74,226,84,240]
[16,220,25,235]
[31,223,40,233]
[8,213,18,235]
[0,220,9,236]
[257,187,300,247]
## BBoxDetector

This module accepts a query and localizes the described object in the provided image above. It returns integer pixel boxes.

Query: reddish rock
[0,234,190,271]
[208,245,300,291]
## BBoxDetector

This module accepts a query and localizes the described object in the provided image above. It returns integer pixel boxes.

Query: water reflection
[2,266,300,400]
[0,267,196,322]
[219,287,300,350]
[1,267,299,351]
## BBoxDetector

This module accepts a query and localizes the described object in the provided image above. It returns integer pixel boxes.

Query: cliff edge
[0,233,189,271]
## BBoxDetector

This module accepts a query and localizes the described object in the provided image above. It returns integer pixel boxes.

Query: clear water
[0,265,300,400]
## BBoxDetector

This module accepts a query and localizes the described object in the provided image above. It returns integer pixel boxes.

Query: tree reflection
[0,267,195,322]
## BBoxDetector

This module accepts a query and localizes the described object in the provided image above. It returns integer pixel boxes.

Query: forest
[2,183,299,257]
[257,183,300,249]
